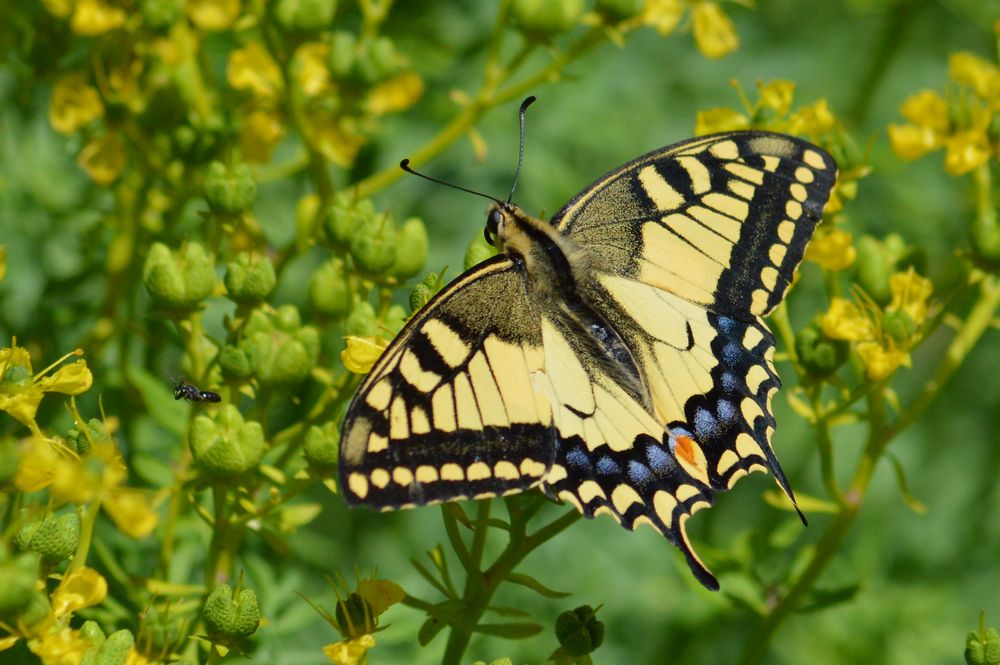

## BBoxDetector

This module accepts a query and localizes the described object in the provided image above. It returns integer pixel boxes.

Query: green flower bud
[190,405,265,476]
[853,235,893,305]
[595,0,643,21]
[219,344,254,379]
[303,422,339,468]
[140,0,182,30]
[309,258,351,317]
[324,194,376,248]
[222,307,320,385]
[795,321,849,378]
[345,301,377,337]
[335,592,375,636]
[274,0,336,32]
[138,606,188,655]
[225,253,276,304]
[15,511,81,562]
[966,627,1000,665]
[204,584,261,642]
[383,304,407,336]
[390,217,429,279]
[972,207,1000,265]
[66,418,112,456]
[883,309,917,343]
[512,0,584,36]
[555,605,604,657]
[351,213,397,274]
[93,629,134,665]
[204,161,257,215]
[465,231,498,270]
[328,32,357,79]
[81,620,107,647]
[0,553,39,615]
[409,282,432,312]
[368,36,401,80]
[142,242,215,308]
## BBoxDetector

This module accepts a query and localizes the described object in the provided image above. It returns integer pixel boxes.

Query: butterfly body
[340,130,837,589]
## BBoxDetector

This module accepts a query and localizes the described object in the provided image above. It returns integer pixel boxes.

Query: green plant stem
[440,503,580,665]
[737,275,1000,665]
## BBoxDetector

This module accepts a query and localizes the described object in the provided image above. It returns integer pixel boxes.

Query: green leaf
[474,622,544,639]
[799,584,862,613]
[484,604,531,618]
[505,573,572,599]
[763,489,839,514]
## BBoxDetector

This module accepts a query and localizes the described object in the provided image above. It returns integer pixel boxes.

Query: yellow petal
[944,130,990,176]
[367,72,424,115]
[887,123,939,161]
[340,336,388,375]
[241,109,286,163]
[185,0,241,31]
[292,42,332,98]
[692,2,739,59]
[805,228,856,271]
[78,133,127,186]
[786,98,836,136]
[856,341,910,381]
[949,51,1000,101]
[49,74,105,135]
[71,0,127,36]
[51,568,108,617]
[28,627,91,664]
[641,0,685,36]
[38,360,93,395]
[758,80,795,116]
[228,41,283,98]
[821,298,874,342]
[899,89,949,131]
[104,488,160,538]
[694,107,749,136]
[888,270,933,324]
[323,634,376,665]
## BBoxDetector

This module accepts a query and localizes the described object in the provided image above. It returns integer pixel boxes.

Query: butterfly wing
[553,131,838,317]
[339,256,556,508]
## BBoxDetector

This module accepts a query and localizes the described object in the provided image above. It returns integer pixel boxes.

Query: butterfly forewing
[339,256,555,508]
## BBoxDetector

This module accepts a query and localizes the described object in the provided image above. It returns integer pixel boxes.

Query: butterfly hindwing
[339,256,554,509]
[552,131,838,318]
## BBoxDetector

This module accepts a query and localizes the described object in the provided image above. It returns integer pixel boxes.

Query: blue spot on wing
[646,444,674,475]
[628,461,653,487]
[694,407,720,439]
[566,447,590,471]
[597,456,620,476]
[717,399,737,424]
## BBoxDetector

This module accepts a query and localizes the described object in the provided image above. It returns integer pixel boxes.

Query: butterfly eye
[485,209,502,246]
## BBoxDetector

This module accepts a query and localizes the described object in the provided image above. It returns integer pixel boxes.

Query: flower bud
[882,309,917,343]
[309,258,351,317]
[81,619,106,646]
[345,301,377,337]
[204,584,261,642]
[190,405,265,476]
[274,0,336,32]
[140,0,182,30]
[794,321,849,378]
[303,422,339,468]
[225,253,276,304]
[142,242,215,308]
[335,592,376,637]
[64,418,109,456]
[204,161,257,215]
[92,629,135,665]
[512,0,584,37]
[367,37,401,80]
[139,606,186,655]
[328,32,357,79]
[390,217,428,279]
[221,307,320,385]
[465,231,498,270]
[965,626,1000,665]
[409,282,432,312]
[323,194,376,248]
[555,605,604,657]
[350,213,397,274]
[15,511,81,562]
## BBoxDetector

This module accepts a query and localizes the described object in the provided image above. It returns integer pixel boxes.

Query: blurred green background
[1,0,999,663]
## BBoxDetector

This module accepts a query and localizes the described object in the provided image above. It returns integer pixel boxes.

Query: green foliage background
[1,0,999,664]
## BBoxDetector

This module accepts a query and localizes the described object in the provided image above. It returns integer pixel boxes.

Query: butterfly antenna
[399,159,504,206]
[507,95,537,204]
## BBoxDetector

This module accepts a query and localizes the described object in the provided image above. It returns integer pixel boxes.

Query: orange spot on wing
[674,435,697,466]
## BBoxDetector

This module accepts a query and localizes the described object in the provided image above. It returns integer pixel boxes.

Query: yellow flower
[78,132,127,186]
[185,0,241,31]
[51,568,108,617]
[855,340,910,381]
[228,41,283,98]
[28,627,92,665]
[308,113,367,167]
[943,129,990,176]
[758,80,795,117]
[71,0,126,35]
[49,74,104,134]
[367,72,424,115]
[887,123,938,161]
[887,270,933,324]
[899,89,949,131]
[692,2,738,59]
[0,346,92,430]
[641,0,685,36]
[41,0,72,18]
[805,228,856,271]
[103,487,159,538]
[242,109,286,163]
[821,298,874,342]
[293,42,332,98]
[786,98,836,136]
[341,336,388,374]
[323,634,376,665]
[694,107,748,136]
[949,51,1000,101]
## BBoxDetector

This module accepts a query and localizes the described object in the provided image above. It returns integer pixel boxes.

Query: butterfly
[338,108,837,590]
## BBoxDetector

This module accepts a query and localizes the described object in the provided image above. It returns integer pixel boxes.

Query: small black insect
[173,381,221,403]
